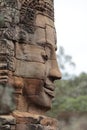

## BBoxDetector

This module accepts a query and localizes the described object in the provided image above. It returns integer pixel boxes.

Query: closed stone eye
[43,54,48,61]
[41,52,48,61]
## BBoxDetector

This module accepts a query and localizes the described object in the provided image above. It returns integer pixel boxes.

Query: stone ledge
[12,111,59,130]
[0,115,16,130]
[0,112,59,130]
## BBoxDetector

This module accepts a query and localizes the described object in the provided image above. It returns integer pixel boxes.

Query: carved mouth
[44,83,55,98]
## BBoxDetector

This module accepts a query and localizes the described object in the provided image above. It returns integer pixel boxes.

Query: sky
[54,0,87,75]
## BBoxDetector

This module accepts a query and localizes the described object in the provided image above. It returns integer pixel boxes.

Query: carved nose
[49,68,62,80]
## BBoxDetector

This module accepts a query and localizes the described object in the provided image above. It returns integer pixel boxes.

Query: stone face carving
[0,0,61,115]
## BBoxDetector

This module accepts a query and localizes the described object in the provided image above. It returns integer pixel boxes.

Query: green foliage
[58,96,87,112]
[47,73,87,118]
[46,47,87,118]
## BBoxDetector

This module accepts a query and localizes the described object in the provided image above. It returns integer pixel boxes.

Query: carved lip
[44,84,55,97]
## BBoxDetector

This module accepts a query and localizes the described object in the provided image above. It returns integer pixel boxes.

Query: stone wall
[0,0,61,129]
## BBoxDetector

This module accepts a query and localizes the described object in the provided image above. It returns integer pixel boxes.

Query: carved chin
[28,90,53,109]
[23,79,53,109]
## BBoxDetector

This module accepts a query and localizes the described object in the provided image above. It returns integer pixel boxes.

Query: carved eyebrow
[36,42,46,48]
[36,42,57,51]
[44,42,57,51]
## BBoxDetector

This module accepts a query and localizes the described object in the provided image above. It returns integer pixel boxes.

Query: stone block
[35,14,54,28]
[14,60,45,79]
[45,25,56,47]
[34,27,46,45]
[12,111,59,130]
[0,115,16,130]
[15,43,45,63]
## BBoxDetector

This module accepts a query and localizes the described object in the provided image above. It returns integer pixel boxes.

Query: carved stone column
[0,0,61,130]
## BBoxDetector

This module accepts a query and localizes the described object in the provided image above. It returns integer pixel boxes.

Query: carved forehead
[19,0,56,47]
[20,0,54,20]
[20,0,53,4]
[0,0,56,48]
